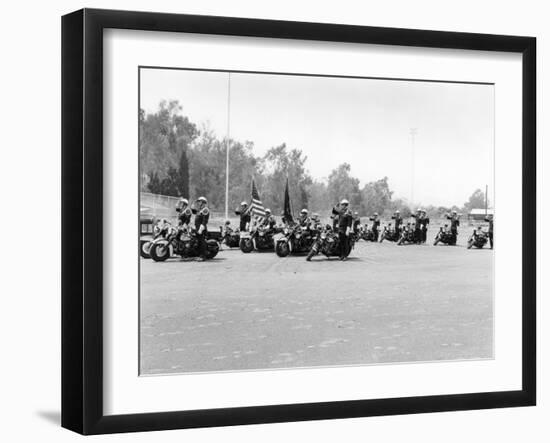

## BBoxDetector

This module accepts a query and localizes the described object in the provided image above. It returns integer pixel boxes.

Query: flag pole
[225,73,231,221]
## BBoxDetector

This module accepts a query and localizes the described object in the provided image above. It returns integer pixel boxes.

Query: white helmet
[241,201,248,206]
[265,208,271,214]
[301,209,308,215]
[180,198,189,205]
[340,199,349,205]
[197,196,207,204]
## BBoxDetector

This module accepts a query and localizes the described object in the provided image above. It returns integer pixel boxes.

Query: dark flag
[249,179,266,219]
[283,178,294,224]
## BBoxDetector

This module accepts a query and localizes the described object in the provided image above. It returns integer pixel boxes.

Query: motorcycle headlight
[321,233,326,239]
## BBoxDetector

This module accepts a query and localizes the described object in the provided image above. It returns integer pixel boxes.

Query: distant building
[468,208,494,221]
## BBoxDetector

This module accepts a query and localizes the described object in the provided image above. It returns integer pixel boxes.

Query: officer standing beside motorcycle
[446,210,460,245]
[176,197,192,227]
[420,209,430,243]
[332,199,353,261]
[194,196,210,261]
[484,214,494,249]
[369,212,381,241]
[235,201,251,232]
[412,208,423,244]
[391,210,403,235]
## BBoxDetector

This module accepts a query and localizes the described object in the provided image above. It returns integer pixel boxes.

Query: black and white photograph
[139,67,495,375]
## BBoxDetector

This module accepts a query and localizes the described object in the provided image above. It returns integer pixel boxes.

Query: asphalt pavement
[140,231,493,375]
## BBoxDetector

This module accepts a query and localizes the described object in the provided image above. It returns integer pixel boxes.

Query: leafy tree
[327,163,361,209]
[463,189,488,212]
[360,176,393,216]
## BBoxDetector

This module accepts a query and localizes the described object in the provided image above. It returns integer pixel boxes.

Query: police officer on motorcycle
[391,210,403,234]
[298,209,311,229]
[332,199,353,261]
[446,210,460,245]
[175,197,192,227]
[352,212,361,235]
[262,209,276,230]
[194,196,210,261]
[369,212,381,241]
[412,208,422,244]
[420,209,430,243]
[235,201,251,231]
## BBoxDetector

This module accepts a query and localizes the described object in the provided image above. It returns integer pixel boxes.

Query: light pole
[410,128,417,206]
[225,73,231,221]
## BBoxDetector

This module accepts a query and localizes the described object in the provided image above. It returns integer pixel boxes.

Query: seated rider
[298,209,311,229]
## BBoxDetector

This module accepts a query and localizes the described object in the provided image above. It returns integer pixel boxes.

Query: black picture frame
[62,8,536,435]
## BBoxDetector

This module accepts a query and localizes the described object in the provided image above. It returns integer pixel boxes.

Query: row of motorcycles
[225,223,355,259]
[371,224,490,248]
[141,220,356,262]
[141,220,490,262]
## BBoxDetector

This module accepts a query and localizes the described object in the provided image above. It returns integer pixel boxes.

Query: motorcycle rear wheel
[140,240,152,259]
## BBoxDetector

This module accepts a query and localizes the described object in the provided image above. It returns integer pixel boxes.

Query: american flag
[250,179,266,219]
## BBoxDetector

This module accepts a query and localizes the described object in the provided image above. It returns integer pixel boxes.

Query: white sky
[140,68,494,208]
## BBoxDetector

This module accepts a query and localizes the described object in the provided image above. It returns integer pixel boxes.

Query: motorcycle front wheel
[239,238,254,253]
[150,243,170,262]
[206,244,219,259]
[276,242,290,257]
[306,246,317,261]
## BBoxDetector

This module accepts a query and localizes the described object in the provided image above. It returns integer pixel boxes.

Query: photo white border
[103,29,522,415]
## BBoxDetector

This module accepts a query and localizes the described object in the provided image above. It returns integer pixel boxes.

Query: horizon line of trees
[140,100,489,219]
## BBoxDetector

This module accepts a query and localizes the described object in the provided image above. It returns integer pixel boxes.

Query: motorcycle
[275,224,315,257]
[467,229,489,249]
[306,227,355,261]
[150,226,220,261]
[220,226,240,248]
[433,225,456,246]
[379,225,400,243]
[360,225,376,242]
[397,225,418,245]
[140,220,171,259]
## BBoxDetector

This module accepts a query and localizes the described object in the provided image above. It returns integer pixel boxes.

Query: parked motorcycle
[275,224,315,257]
[140,220,171,259]
[220,226,240,248]
[397,225,418,245]
[467,229,489,249]
[150,226,220,261]
[306,226,355,261]
[379,225,400,243]
[360,225,376,242]
[433,225,456,246]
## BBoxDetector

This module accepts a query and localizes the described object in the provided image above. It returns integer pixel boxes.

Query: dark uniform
[298,214,311,229]
[331,213,339,231]
[391,213,403,234]
[177,206,192,226]
[411,212,422,243]
[484,215,494,249]
[235,208,251,231]
[420,214,430,243]
[352,216,361,235]
[194,206,210,258]
[446,214,460,245]
[262,214,276,230]
[332,206,353,259]
[369,216,381,241]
